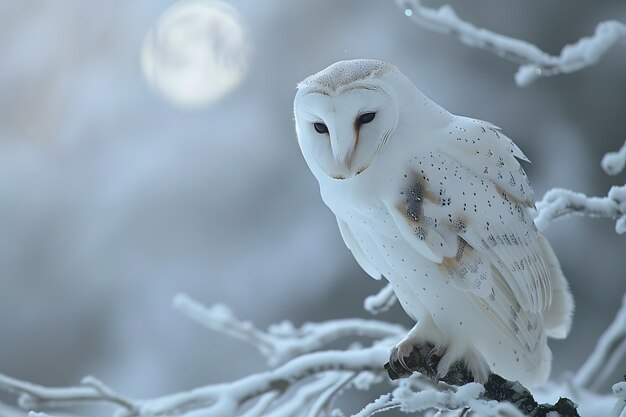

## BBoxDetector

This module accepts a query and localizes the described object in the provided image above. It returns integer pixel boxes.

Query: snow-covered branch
[574,292,626,391]
[0,347,388,417]
[2,292,626,417]
[0,374,137,413]
[534,186,626,233]
[4,137,626,416]
[174,293,404,366]
[396,0,626,86]
[534,141,626,234]
[602,140,626,176]
[363,284,397,315]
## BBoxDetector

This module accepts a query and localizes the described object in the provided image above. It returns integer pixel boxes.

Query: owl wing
[387,116,552,314]
[337,218,382,280]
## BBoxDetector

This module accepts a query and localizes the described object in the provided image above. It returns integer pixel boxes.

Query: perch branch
[396,0,626,86]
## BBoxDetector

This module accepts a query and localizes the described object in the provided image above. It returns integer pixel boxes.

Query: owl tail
[539,234,575,339]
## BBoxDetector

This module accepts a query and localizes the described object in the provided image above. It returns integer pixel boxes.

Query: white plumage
[294,59,574,386]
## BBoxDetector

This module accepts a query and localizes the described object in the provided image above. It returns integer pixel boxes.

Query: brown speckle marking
[439,236,472,275]
[399,173,437,223]
[494,184,533,208]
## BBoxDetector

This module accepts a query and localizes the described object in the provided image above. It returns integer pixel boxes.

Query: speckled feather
[294,60,573,386]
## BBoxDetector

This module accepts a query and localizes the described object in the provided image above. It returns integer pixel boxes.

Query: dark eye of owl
[358,112,376,125]
[314,122,328,134]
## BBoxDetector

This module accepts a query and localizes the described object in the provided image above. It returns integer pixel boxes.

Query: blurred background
[1,0,625,415]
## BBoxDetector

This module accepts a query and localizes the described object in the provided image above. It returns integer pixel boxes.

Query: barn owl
[293,60,574,386]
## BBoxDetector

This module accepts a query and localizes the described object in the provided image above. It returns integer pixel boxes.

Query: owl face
[294,78,399,180]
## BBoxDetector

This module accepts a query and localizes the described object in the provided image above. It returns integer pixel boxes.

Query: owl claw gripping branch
[294,60,574,386]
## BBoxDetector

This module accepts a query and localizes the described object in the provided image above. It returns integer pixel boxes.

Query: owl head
[294,59,444,181]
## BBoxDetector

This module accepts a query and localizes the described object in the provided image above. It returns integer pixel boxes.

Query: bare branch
[396,0,626,86]
[574,293,626,391]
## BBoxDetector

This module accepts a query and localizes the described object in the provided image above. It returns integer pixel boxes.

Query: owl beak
[330,129,357,176]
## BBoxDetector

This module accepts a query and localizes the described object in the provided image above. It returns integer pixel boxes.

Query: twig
[534,140,626,233]
[351,394,401,417]
[0,373,137,413]
[602,140,626,176]
[396,0,626,86]
[0,347,390,417]
[363,284,397,315]
[533,187,625,233]
[174,293,405,365]
[306,372,356,417]
[574,292,626,391]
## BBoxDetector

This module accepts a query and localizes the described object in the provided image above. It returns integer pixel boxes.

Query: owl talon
[385,345,417,379]
[385,340,441,380]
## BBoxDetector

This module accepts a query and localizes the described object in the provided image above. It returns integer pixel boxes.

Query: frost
[534,141,626,234]
[396,0,626,86]
[1,290,625,416]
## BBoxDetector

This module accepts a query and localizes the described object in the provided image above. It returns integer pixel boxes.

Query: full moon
[141,0,249,107]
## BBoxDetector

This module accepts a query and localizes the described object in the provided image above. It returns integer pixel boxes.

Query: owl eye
[314,122,328,134]
[358,112,376,125]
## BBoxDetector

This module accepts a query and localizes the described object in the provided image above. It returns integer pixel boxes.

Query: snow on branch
[174,293,405,366]
[602,140,626,176]
[363,284,397,315]
[396,0,626,86]
[1,294,625,417]
[534,186,626,233]
[534,141,626,234]
[0,347,389,417]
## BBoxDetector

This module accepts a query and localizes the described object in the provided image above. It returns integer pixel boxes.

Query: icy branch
[174,293,404,366]
[574,292,626,391]
[396,0,626,86]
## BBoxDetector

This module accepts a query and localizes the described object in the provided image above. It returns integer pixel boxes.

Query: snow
[363,284,397,315]
[397,0,626,86]
[534,188,621,231]
[602,140,626,176]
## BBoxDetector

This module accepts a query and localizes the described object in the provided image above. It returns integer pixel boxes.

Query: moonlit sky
[1,0,626,413]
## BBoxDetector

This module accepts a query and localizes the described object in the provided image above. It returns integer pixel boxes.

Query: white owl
[294,59,574,386]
